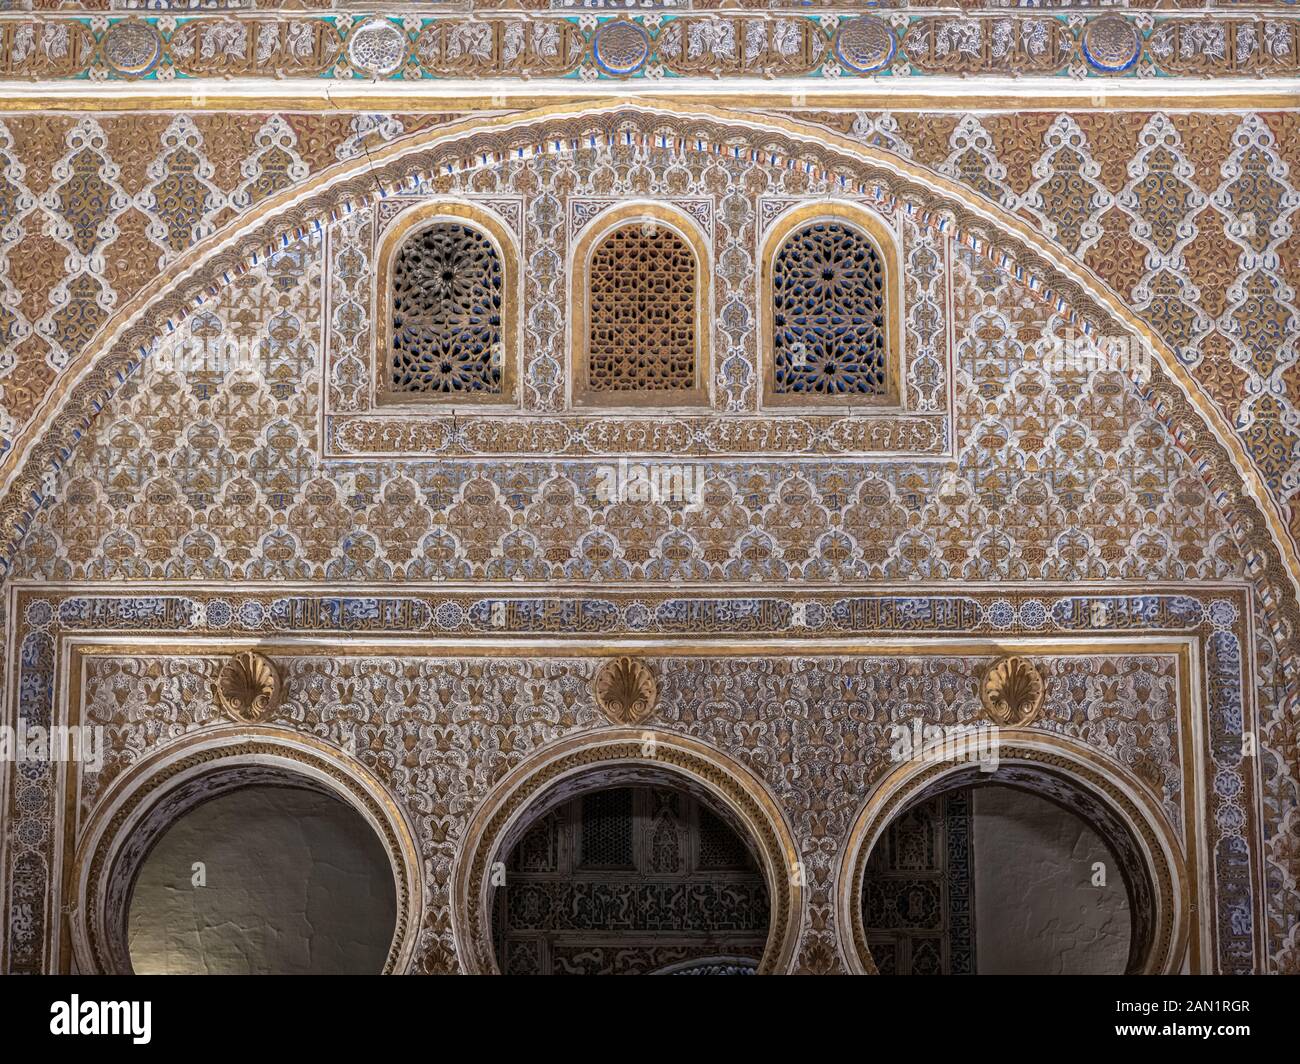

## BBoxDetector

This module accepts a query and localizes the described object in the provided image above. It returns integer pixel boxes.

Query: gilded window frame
[569,202,712,411]
[374,200,520,408]
[760,201,903,411]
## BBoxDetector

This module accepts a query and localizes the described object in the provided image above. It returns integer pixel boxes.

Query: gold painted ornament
[979,655,1046,727]
[214,651,284,724]
[593,656,658,725]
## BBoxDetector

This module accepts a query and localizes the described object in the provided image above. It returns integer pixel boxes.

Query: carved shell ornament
[979,656,1046,727]
[214,651,284,724]
[593,657,658,726]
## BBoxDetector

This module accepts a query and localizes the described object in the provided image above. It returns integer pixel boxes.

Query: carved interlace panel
[587,225,697,394]
[57,648,1190,975]
[773,221,889,397]
[313,143,950,455]
[863,791,973,975]
[495,786,768,975]
[389,222,503,396]
[12,229,1248,589]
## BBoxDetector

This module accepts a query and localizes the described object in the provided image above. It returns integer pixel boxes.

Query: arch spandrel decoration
[374,201,520,407]
[1,101,1294,657]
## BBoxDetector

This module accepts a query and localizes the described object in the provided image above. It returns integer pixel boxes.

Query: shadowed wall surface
[971,786,1131,975]
[128,785,397,975]
[864,784,1131,974]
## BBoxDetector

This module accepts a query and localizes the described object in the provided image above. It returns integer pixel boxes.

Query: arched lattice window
[763,207,900,407]
[573,206,709,407]
[378,204,517,404]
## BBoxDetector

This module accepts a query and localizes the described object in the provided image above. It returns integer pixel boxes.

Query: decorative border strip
[0,13,1296,83]
[29,585,1238,639]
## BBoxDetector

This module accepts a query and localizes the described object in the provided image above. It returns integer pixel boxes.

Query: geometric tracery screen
[587,225,697,393]
[389,222,504,395]
[772,220,888,397]
[862,790,975,975]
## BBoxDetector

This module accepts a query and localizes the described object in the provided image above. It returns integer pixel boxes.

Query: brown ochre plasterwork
[593,656,658,726]
[979,655,1047,728]
[213,651,285,724]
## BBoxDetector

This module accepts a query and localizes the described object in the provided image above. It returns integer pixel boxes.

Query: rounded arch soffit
[450,729,803,975]
[68,727,423,975]
[2,99,1295,665]
[836,729,1190,976]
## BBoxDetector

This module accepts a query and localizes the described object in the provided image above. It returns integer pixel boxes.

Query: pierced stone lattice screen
[580,789,635,869]
[587,225,697,393]
[772,221,888,397]
[389,222,503,395]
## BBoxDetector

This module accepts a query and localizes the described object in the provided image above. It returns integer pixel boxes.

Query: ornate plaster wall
[11,169,1247,587]
[0,106,1295,553]
[51,647,1191,975]
[0,70,1292,977]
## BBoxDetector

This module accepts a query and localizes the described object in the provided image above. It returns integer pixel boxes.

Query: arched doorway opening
[128,783,397,975]
[861,782,1133,974]
[839,733,1188,975]
[452,730,801,974]
[70,730,422,975]
[493,783,769,975]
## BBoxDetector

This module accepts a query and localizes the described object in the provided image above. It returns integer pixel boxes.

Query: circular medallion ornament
[214,651,284,724]
[348,18,408,78]
[1081,16,1142,74]
[102,20,163,76]
[834,16,897,75]
[592,20,650,77]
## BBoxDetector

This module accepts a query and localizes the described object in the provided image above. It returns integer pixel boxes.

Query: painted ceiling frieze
[0,12,1296,81]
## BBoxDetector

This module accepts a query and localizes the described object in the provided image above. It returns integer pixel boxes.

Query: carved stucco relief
[73,649,1185,974]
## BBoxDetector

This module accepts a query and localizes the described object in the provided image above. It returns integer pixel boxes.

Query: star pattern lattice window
[585,223,698,397]
[771,220,889,399]
[388,221,504,396]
